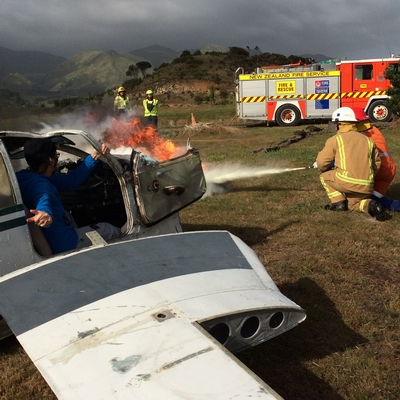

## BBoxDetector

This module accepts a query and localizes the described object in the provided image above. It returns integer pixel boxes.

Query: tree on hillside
[136,61,152,77]
[385,62,400,116]
[126,64,140,79]
[225,47,250,70]
[228,47,249,56]
[0,89,26,107]
[171,51,195,65]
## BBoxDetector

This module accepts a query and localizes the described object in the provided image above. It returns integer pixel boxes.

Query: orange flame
[103,117,176,161]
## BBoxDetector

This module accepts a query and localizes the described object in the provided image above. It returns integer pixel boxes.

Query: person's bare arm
[27,210,53,227]
[91,143,110,160]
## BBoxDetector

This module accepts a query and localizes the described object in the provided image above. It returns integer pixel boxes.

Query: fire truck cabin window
[355,64,373,80]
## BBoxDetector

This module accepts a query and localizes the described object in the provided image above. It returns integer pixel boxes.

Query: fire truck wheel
[275,104,301,126]
[367,101,392,122]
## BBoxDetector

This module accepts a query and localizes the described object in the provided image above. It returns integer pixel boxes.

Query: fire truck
[235,57,400,126]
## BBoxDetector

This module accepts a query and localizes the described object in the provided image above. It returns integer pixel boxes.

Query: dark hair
[24,138,56,171]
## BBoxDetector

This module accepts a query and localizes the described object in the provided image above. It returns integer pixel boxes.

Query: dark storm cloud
[0,0,399,59]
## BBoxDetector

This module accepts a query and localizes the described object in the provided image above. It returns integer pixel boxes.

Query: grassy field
[1,108,399,399]
[178,119,400,400]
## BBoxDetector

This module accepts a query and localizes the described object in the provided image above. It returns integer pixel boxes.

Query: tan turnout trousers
[320,170,372,214]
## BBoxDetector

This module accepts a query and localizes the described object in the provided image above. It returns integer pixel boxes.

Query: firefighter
[143,89,158,128]
[353,107,396,196]
[316,107,387,221]
[353,107,399,211]
[114,86,131,117]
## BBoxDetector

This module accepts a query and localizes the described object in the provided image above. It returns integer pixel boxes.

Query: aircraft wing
[0,231,304,399]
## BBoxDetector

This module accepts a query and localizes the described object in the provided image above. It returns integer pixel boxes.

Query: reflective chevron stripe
[268,94,303,100]
[241,96,266,103]
[241,90,387,103]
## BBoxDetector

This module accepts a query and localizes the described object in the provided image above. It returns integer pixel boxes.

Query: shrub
[193,70,205,79]
[220,89,228,100]
[194,95,204,104]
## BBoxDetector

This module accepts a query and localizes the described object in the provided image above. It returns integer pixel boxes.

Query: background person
[143,89,158,127]
[353,107,398,210]
[17,138,121,254]
[316,107,386,221]
[114,86,131,117]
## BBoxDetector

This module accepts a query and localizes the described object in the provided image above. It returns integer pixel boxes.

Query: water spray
[281,166,314,172]
[203,163,315,197]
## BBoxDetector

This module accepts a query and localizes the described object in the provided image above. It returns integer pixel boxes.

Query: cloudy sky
[1,0,399,60]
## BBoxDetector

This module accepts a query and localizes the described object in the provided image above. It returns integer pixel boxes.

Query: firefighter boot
[324,200,348,211]
[368,200,387,221]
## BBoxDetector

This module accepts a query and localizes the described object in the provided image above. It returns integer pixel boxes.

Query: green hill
[129,45,179,68]
[0,47,66,83]
[1,72,35,87]
[199,44,229,54]
[123,48,312,106]
[44,50,147,96]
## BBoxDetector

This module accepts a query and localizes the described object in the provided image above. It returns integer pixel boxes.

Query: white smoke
[203,163,306,197]
[38,107,138,139]
[38,108,141,154]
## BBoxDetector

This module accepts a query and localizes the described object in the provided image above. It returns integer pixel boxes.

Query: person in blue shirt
[16,138,121,254]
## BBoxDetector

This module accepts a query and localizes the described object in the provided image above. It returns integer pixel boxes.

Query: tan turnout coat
[316,124,381,212]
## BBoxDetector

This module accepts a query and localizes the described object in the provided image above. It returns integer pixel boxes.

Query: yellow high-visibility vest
[143,99,158,116]
[114,95,131,110]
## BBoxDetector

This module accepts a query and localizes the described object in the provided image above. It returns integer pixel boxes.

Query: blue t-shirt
[16,155,98,254]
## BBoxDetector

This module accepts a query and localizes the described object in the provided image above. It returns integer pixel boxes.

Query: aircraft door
[131,148,206,225]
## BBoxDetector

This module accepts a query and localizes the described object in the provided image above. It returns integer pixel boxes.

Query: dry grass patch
[178,122,243,136]
[0,336,56,399]
[180,121,400,399]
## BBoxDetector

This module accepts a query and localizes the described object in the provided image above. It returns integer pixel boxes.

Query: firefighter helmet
[352,107,370,121]
[332,107,359,122]
[146,89,153,95]
[353,107,372,131]
[118,86,125,92]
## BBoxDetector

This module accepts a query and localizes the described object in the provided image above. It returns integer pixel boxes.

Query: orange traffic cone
[191,113,197,126]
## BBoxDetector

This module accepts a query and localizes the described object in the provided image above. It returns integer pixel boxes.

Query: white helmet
[332,107,358,122]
